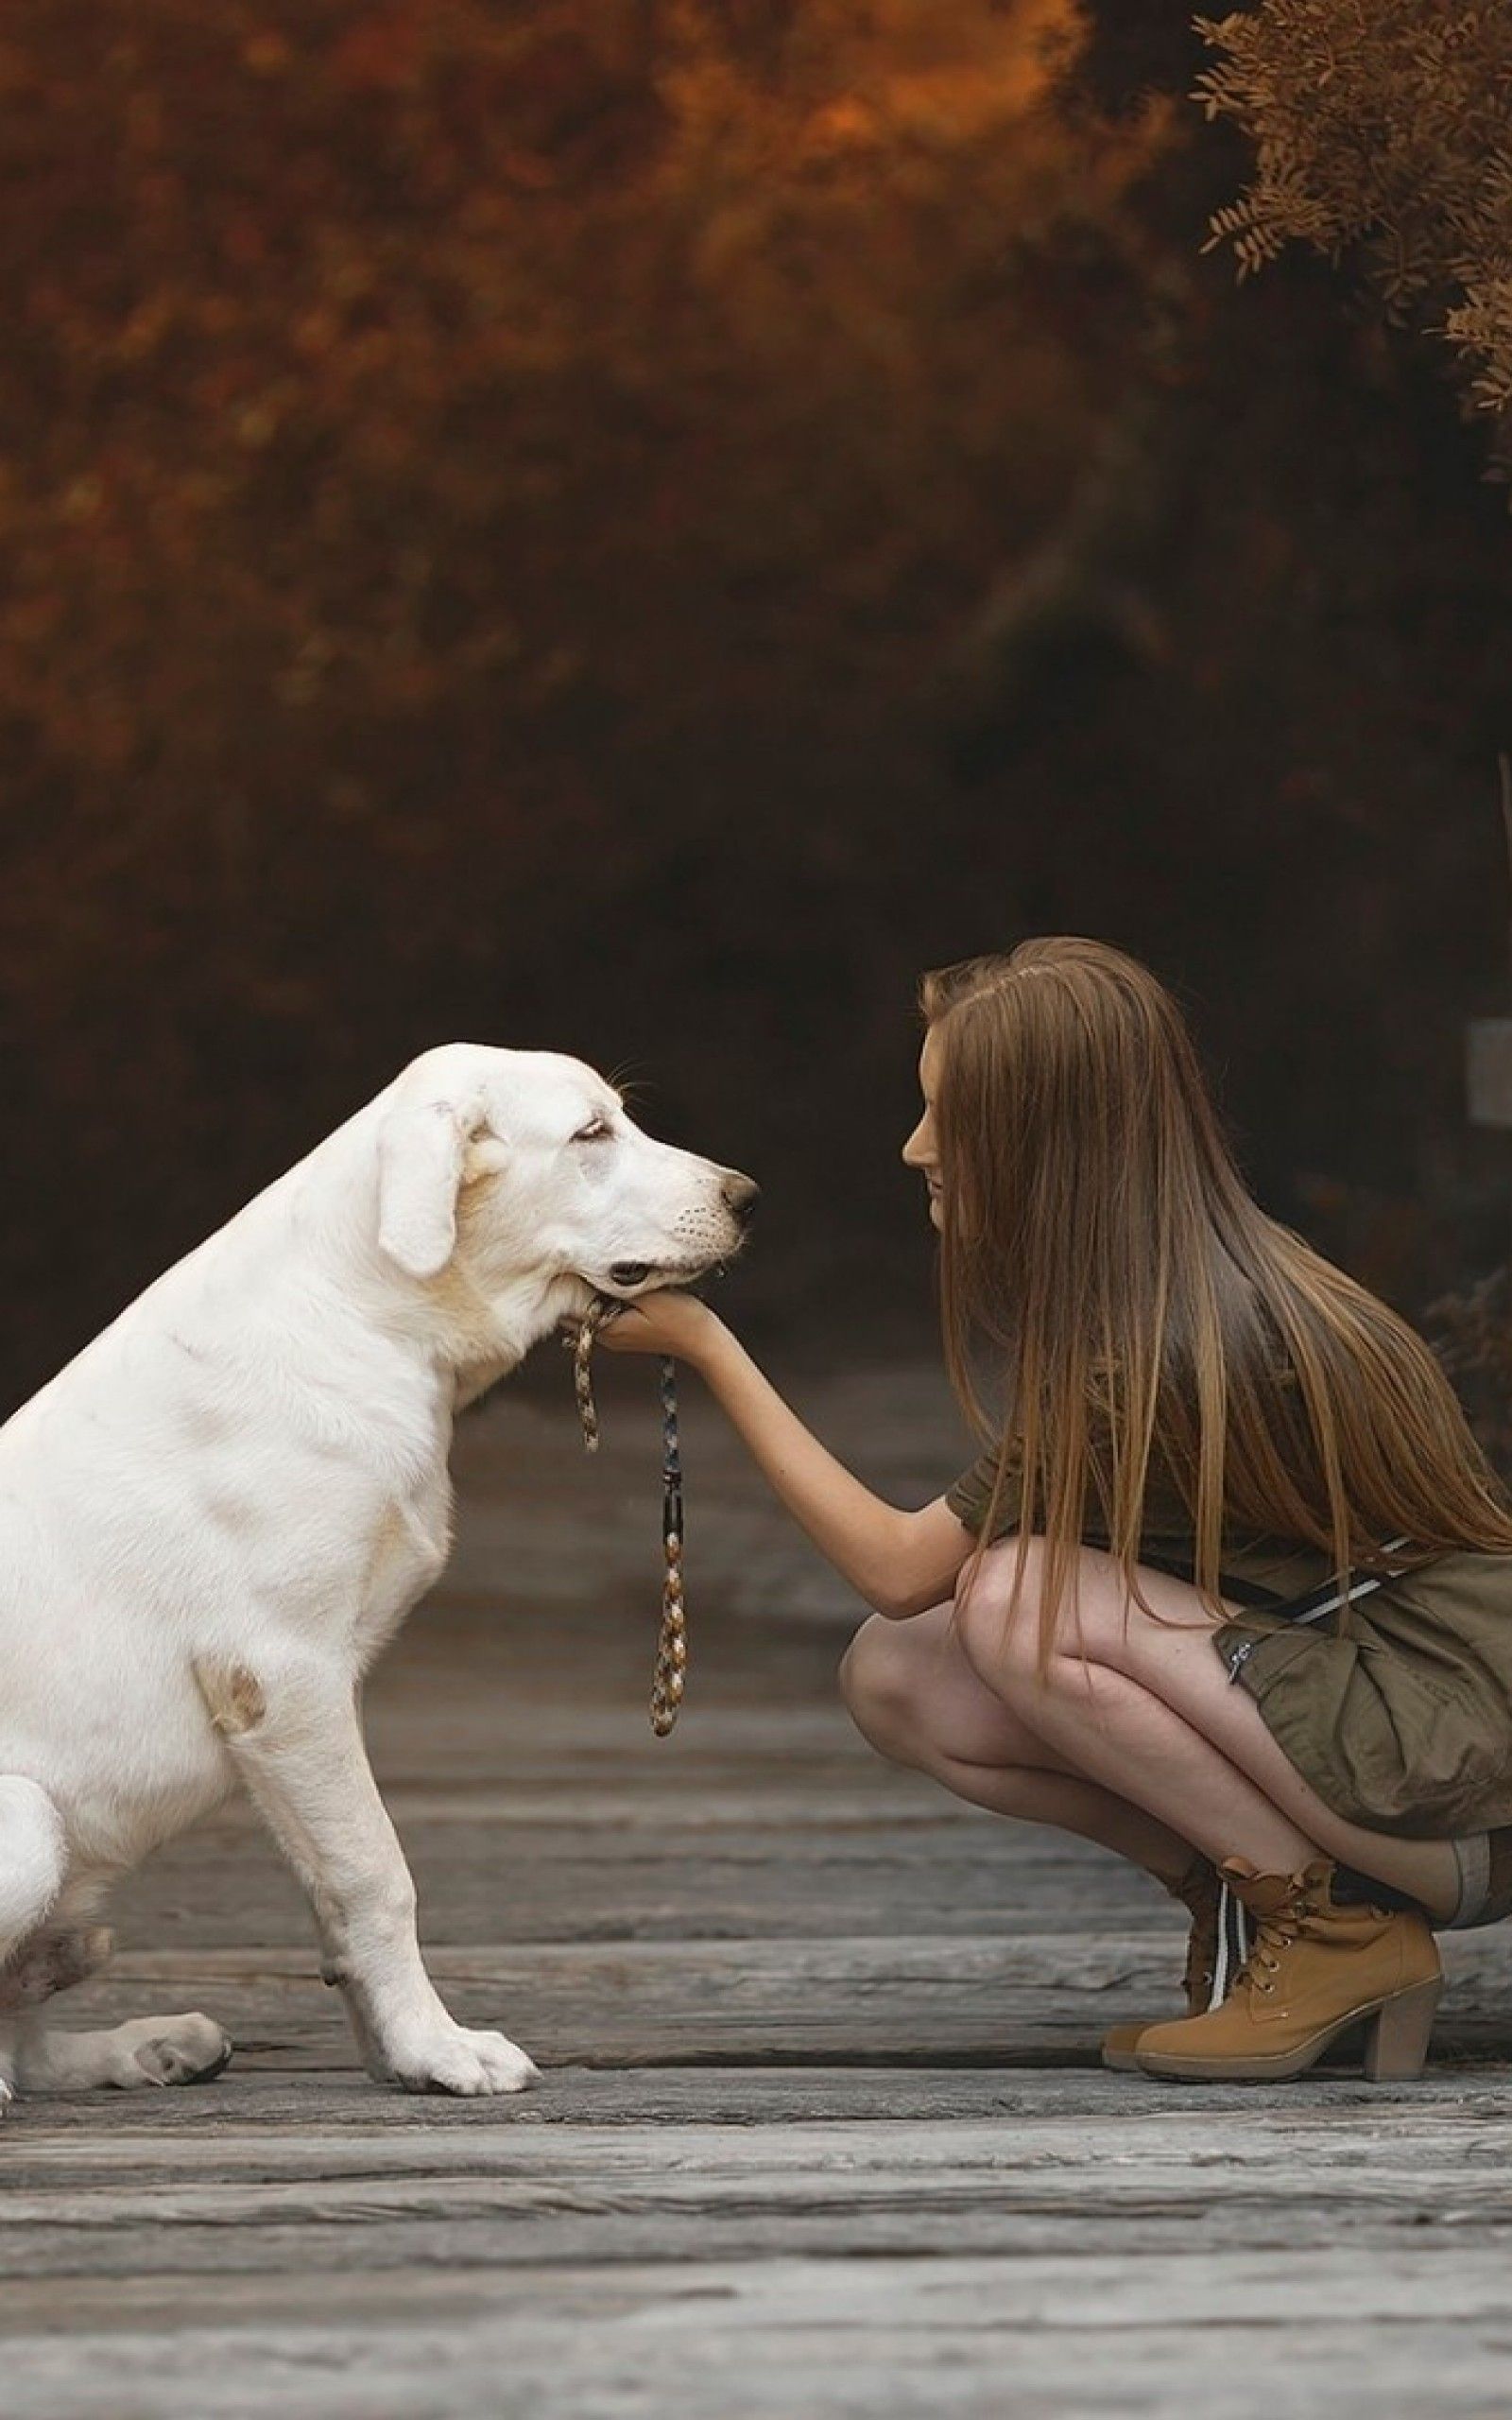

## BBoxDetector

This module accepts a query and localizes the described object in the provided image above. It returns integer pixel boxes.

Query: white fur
[0,1045,753,2102]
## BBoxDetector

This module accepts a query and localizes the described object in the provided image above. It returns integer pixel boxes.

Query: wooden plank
[110,1809,1168,1952]
[8,2241,1512,2338]
[4,2283,1509,2420]
[3,2112,1512,2286]
[33,1929,1512,2073]
[0,1942,1252,2074]
[5,2250,1512,2418]
[6,2057,1508,2144]
[9,2103,1512,2193]
[115,1844,1171,1950]
[13,2058,1509,2144]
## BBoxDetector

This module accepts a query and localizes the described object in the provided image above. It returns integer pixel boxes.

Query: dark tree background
[2,0,1510,1402]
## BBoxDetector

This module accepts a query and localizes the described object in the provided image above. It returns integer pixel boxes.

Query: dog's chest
[354,1479,453,1659]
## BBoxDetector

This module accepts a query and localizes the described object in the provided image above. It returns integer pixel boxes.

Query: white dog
[0,1045,756,2105]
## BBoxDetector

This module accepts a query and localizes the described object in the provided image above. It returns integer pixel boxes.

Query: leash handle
[650,1354,687,1737]
[660,1353,682,1513]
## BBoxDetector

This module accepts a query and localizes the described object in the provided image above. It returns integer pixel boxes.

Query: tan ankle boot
[1101,1857,1222,2073]
[1133,1857,1442,2083]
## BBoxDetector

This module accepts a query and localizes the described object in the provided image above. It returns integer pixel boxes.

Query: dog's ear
[376,1095,504,1280]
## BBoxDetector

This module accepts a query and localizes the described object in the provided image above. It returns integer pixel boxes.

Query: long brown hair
[923,939,1512,1663]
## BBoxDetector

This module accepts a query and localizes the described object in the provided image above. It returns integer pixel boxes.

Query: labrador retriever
[0,1045,755,2104]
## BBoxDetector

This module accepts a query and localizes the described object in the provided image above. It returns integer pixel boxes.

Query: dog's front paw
[385,2024,539,2098]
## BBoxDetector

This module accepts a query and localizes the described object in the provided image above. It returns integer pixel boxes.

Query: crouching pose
[601,939,1512,2083]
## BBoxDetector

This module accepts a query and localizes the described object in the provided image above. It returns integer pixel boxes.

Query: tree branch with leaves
[1195,1,1512,474]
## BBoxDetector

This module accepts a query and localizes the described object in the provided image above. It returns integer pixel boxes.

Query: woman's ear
[376,1094,496,1280]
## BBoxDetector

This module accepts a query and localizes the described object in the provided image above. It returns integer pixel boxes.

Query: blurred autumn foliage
[1,0,1511,1398]
[6,0,1153,783]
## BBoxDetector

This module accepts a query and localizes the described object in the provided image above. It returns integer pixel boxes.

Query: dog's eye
[573,1117,612,1144]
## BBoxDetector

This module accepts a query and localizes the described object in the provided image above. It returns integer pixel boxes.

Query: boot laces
[1234,1885,1309,1997]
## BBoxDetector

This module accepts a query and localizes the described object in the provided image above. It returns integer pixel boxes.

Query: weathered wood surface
[5,1357,1512,2416]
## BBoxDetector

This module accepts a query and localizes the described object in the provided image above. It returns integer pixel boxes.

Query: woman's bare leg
[952,1540,1460,1921]
[841,1605,1202,1889]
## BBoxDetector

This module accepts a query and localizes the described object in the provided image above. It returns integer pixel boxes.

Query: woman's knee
[953,1538,1128,1704]
[839,1615,924,1755]
[952,1537,1049,1689]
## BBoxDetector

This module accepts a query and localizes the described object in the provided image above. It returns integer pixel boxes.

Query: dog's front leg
[196,1655,537,2096]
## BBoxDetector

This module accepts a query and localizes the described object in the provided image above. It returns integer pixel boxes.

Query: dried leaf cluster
[1195,2,1512,470]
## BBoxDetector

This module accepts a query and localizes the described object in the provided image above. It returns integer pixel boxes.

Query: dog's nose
[723,1172,760,1229]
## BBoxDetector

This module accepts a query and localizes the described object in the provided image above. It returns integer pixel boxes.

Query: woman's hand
[569,1290,970,1619]
[589,1290,724,1369]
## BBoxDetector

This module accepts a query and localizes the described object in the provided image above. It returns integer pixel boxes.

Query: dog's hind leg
[0,1776,70,2110]
[0,1784,228,2099]
[0,1924,114,2010]
[13,2008,233,2093]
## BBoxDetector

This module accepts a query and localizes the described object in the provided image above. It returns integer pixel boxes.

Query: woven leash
[573,1295,688,1737]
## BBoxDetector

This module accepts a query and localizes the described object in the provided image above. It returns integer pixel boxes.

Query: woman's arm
[594,1296,973,1620]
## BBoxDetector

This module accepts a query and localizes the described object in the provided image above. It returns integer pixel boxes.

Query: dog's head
[370,1045,757,1314]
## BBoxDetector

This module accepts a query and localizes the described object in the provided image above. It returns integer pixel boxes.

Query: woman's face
[902,1026,944,1229]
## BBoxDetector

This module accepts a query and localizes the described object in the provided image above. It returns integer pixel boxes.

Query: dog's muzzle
[604,1176,759,1296]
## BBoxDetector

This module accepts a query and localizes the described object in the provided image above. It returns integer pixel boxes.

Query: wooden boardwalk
[5,1354,1512,2416]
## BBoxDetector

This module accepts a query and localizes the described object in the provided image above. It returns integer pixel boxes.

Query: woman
[598,939,1512,2082]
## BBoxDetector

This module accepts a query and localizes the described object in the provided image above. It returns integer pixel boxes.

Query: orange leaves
[802,95,884,154]
[1196,0,1512,465]
[241,30,292,77]
[328,8,425,95]
[220,214,269,271]
[0,0,1173,810]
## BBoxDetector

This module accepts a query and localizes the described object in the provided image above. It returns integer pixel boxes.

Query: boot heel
[1362,1977,1441,2082]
